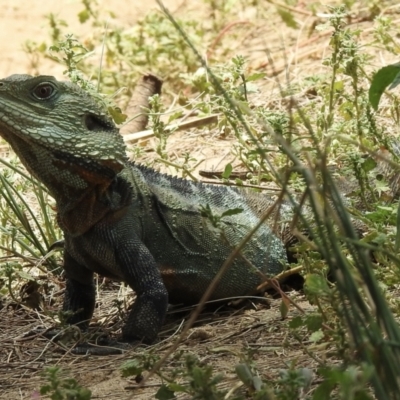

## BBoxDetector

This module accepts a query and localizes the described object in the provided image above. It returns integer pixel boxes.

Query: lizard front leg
[117,235,169,344]
[63,251,96,330]
[62,235,168,354]
[28,252,97,353]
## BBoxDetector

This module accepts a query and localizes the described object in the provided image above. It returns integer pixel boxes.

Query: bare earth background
[0,1,398,399]
[0,0,181,77]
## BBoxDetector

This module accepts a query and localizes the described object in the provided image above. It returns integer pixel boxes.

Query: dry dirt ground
[0,1,399,399]
[0,0,182,77]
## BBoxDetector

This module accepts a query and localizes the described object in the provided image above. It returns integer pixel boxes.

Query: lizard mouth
[52,148,122,184]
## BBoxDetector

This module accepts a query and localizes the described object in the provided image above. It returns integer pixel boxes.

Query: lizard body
[0,75,286,344]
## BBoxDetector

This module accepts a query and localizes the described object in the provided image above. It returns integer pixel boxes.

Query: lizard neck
[9,139,131,236]
[56,173,133,236]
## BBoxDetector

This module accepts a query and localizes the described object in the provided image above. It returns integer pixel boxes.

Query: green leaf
[305,274,331,296]
[222,163,233,179]
[289,316,304,329]
[238,83,259,94]
[155,384,176,400]
[235,363,254,387]
[235,100,252,114]
[235,178,243,185]
[167,110,183,123]
[78,10,90,23]
[361,157,377,173]
[77,388,92,400]
[17,270,36,281]
[120,359,143,377]
[108,107,128,124]
[221,208,244,218]
[277,7,298,29]
[40,385,51,395]
[167,382,187,392]
[246,72,266,82]
[305,315,323,332]
[369,63,400,110]
[309,329,324,343]
[390,70,400,90]
[312,380,334,399]
[252,376,263,391]
[333,80,344,92]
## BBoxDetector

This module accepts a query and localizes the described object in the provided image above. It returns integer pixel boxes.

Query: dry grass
[1,0,400,399]
[0,288,322,399]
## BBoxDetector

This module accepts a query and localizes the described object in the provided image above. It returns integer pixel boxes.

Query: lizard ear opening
[84,113,114,132]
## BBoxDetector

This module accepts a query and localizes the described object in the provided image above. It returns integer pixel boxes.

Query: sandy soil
[1,1,396,399]
[0,0,181,77]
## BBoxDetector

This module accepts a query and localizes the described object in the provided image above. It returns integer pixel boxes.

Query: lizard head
[0,74,129,193]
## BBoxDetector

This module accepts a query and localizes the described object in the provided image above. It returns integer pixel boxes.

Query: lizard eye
[32,83,55,100]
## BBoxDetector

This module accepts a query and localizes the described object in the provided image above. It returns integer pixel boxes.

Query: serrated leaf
[374,180,390,196]
[289,316,304,329]
[361,157,377,172]
[369,63,400,110]
[108,107,127,125]
[277,7,298,29]
[155,384,176,400]
[305,314,323,332]
[168,110,183,123]
[120,359,143,377]
[305,274,330,296]
[309,329,324,343]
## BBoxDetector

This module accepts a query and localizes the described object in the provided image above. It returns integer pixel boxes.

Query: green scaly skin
[0,75,287,350]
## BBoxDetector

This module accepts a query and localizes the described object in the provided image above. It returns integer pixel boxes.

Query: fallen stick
[119,73,163,135]
[123,114,219,143]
